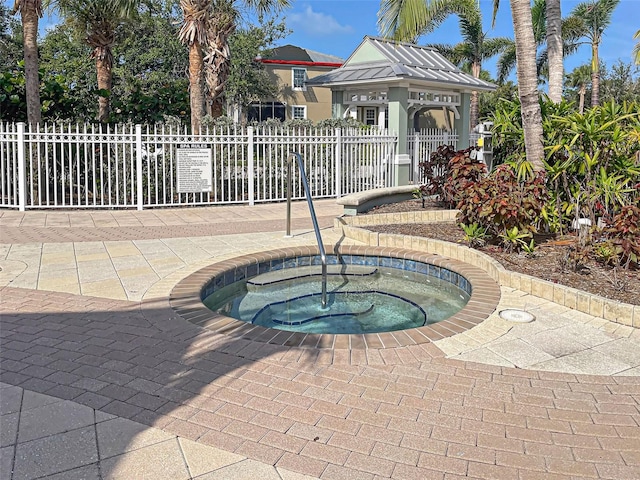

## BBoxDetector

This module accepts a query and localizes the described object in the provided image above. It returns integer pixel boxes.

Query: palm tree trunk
[510,0,545,172]
[546,0,563,103]
[470,61,480,129]
[204,9,235,119]
[189,42,206,134]
[578,85,586,114]
[20,4,41,126]
[96,56,112,123]
[591,42,600,107]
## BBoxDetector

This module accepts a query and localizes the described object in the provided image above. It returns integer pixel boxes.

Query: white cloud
[287,6,353,36]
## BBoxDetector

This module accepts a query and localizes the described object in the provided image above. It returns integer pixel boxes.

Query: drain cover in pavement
[499,309,535,323]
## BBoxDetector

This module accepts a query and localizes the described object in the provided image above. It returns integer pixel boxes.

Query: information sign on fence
[176,144,212,193]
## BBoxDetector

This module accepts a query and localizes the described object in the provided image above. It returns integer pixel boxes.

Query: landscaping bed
[364,200,640,306]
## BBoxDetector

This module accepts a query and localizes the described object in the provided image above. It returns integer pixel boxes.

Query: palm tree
[178,0,209,133]
[204,1,237,119]
[567,0,620,107]
[509,0,545,172]
[378,0,510,129]
[12,0,42,125]
[633,29,640,65]
[546,0,563,103]
[496,0,582,88]
[178,0,290,133]
[51,0,138,122]
[566,64,592,113]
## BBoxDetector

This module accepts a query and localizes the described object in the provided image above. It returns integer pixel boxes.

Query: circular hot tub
[169,246,500,349]
[202,254,470,335]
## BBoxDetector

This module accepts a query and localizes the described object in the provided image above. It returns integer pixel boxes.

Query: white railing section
[1,123,400,210]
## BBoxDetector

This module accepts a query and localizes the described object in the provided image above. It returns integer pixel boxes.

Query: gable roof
[308,36,496,92]
[261,45,343,67]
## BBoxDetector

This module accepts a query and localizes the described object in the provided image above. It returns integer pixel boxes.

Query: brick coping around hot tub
[169,245,501,350]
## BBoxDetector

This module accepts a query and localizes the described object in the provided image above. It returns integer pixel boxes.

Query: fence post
[247,126,254,206]
[334,128,341,198]
[17,122,26,212]
[136,124,143,210]
[413,131,420,183]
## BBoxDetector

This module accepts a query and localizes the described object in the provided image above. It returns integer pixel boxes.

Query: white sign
[176,144,212,193]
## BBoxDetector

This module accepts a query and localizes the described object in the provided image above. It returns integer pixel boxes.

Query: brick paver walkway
[1,202,639,479]
[2,286,639,479]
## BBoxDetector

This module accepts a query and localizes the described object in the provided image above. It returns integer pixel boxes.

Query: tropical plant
[460,222,489,248]
[416,144,459,205]
[566,0,620,107]
[178,0,290,133]
[456,163,548,241]
[545,100,640,230]
[498,226,533,252]
[521,238,537,257]
[49,0,139,123]
[634,29,640,65]
[11,0,42,125]
[565,64,592,113]
[442,147,487,207]
[378,0,510,129]
[606,205,640,268]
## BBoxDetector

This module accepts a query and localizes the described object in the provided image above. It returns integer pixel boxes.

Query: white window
[292,68,307,91]
[365,108,376,126]
[291,105,306,119]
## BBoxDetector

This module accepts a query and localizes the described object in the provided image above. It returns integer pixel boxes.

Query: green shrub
[456,164,548,247]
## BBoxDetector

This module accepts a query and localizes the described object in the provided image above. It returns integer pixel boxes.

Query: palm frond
[496,44,516,84]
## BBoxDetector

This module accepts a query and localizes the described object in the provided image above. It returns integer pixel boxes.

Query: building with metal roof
[308,36,497,185]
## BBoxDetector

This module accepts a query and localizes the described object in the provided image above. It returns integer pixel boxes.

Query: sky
[271,0,639,81]
[5,0,639,82]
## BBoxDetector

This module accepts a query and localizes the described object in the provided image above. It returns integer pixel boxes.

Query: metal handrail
[285,152,327,308]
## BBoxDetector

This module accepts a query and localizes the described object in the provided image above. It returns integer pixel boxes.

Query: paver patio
[1,200,639,479]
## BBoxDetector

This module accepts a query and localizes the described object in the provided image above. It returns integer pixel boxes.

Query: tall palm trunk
[89,33,116,123]
[578,84,586,113]
[204,8,235,118]
[546,0,563,103]
[95,57,112,123]
[189,42,206,133]
[470,61,480,128]
[179,0,209,133]
[510,0,545,172]
[590,42,600,106]
[17,1,42,125]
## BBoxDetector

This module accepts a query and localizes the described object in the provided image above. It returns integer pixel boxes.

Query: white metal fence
[0,123,398,210]
[407,130,482,183]
[1,122,470,210]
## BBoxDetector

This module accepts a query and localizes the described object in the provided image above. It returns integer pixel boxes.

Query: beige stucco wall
[265,65,335,122]
[414,108,455,130]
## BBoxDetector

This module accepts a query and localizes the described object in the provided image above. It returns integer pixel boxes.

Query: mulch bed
[363,200,640,306]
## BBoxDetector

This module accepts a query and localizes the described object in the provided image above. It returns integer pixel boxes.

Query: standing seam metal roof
[307,36,496,92]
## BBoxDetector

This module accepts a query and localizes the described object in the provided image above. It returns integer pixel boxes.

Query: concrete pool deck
[1,200,639,479]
